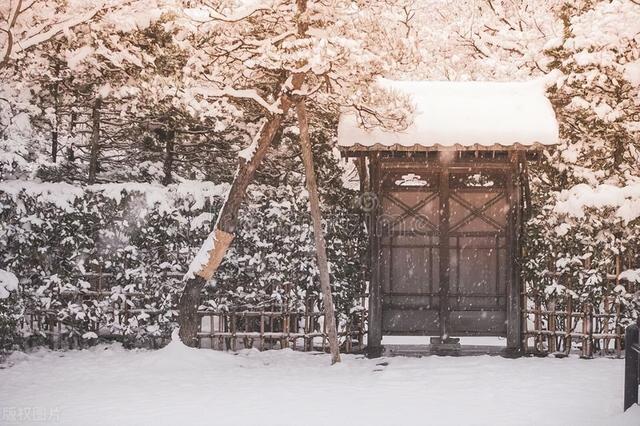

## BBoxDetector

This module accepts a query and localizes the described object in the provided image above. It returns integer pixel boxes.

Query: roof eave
[338,141,556,154]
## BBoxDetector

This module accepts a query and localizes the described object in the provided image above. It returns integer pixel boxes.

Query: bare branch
[0,0,22,68]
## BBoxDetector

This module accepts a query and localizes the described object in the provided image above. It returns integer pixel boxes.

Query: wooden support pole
[438,169,451,342]
[565,278,572,355]
[367,153,383,357]
[295,100,341,364]
[624,323,639,411]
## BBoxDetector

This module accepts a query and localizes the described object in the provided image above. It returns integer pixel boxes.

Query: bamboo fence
[20,270,180,350]
[196,305,367,354]
[523,254,638,358]
[18,256,639,357]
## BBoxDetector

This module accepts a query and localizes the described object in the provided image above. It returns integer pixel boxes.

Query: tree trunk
[51,80,59,163]
[178,74,305,347]
[88,98,101,184]
[160,129,175,186]
[295,100,341,364]
[178,0,310,347]
[52,129,58,163]
[177,275,206,347]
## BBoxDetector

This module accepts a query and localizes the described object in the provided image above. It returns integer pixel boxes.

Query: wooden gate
[378,166,513,339]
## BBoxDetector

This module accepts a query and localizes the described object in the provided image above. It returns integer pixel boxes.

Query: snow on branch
[193,85,282,114]
[183,2,273,23]
[238,119,266,161]
[12,7,102,55]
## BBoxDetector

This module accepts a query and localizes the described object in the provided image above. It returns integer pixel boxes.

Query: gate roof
[338,79,559,152]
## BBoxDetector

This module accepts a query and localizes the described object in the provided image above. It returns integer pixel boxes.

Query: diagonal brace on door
[449,192,507,232]
[384,192,439,232]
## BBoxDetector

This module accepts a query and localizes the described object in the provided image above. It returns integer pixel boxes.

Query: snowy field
[1,336,639,426]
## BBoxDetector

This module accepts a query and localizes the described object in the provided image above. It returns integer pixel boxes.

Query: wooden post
[438,168,450,342]
[581,303,593,358]
[624,323,639,411]
[367,153,383,357]
[548,297,557,353]
[535,298,543,353]
[295,100,341,364]
[565,277,572,355]
[615,255,623,357]
[259,313,265,351]
[507,158,522,353]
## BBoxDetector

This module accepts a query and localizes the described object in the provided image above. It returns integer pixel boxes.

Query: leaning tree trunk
[177,74,305,346]
[178,0,311,348]
[295,100,341,364]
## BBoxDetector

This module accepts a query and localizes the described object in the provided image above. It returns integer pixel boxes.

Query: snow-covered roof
[338,79,559,151]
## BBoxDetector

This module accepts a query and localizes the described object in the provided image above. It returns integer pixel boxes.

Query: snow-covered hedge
[0,179,367,348]
[523,182,640,323]
[0,269,21,352]
[0,269,18,299]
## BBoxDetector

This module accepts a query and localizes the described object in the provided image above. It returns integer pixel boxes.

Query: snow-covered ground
[1,337,638,426]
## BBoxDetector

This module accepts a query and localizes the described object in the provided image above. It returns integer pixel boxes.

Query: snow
[0,179,229,215]
[185,179,232,280]
[238,120,265,161]
[0,269,19,299]
[65,46,94,70]
[190,212,215,230]
[81,332,98,340]
[186,230,217,279]
[554,183,640,224]
[0,180,84,213]
[620,269,640,283]
[624,60,640,87]
[191,85,283,115]
[338,79,559,150]
[0,337,637,426]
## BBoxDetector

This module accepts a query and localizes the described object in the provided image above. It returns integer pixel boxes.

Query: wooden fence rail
[522,253,638,358]
[16,264,639,358]
[523,306,625,357]
[196,309,367,353]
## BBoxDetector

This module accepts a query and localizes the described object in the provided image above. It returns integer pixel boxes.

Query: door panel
[379,168,511,337]
[380,171,440,334]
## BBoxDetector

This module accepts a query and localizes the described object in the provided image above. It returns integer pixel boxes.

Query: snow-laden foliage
[0,133,366,347]
[1,0,639,350]
[0,269,18,299]
[523,184,640,323]
[523,0,640,322]
[0,269,20,351]
[546,0,640,182]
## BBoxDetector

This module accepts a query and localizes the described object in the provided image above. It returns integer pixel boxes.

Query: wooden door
[378,167,512,337]
[446,171,510,336]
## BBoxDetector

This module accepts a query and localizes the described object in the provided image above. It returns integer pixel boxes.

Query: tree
[176,0,415,362]
[544,0,640,186]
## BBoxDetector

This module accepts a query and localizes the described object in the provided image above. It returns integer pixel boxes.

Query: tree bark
[0,0,22,69]
[88,98,102,184]
[178,74,305,347]
[52,129,58,163]
[159,129,175,186]
[295,100,341,364]
[178,0,310,348]
[51,79,60,163]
